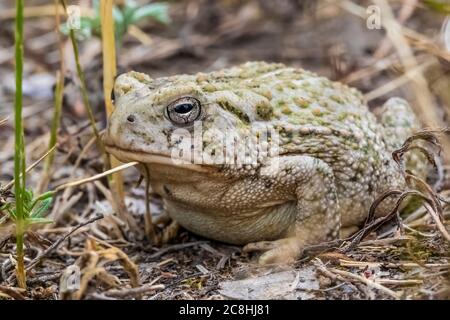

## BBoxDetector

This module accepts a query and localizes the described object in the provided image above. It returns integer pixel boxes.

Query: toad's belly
[165,200,297,245]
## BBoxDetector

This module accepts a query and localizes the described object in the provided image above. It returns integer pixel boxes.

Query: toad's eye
[167,97,201,125]
[174,103,193,114]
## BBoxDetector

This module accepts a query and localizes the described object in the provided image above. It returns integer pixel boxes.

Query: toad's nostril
[127,115,136,123]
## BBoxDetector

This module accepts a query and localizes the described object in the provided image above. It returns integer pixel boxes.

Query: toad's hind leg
[243,156,340,265]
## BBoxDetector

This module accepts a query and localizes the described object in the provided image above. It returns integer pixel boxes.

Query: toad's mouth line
[104,144,217,173]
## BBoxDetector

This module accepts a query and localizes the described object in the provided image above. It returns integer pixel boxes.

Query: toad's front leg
[243,156,340,265]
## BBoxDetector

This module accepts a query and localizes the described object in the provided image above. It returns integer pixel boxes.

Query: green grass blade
[13,0,27,289]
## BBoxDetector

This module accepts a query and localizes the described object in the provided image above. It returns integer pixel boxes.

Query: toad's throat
[104,144,216,173]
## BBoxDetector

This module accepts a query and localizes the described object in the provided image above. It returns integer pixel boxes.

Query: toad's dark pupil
[174,103,193,114]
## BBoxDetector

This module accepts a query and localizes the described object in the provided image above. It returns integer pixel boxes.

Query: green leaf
[59,1,170,43]
[30,197,53,219]
[23,189,33,203]
[35,191,54,202]
[113,6,127,42]
[1,201,18,220]
[122,0,139,23]
[0,202,12,211]
[129,3,171,25]
[27,217,53,225]
[60,17,94,41]
[7,208,16,220]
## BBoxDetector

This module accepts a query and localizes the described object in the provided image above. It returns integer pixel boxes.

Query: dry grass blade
[98,0,138,234]
[372,0,418,59]
[54,161,138,192]
[403,27,450,62]
[341,190,411,252]
[393,130,450,241]
[97,247,140,288]
[364,60,436,101]
[423,202,450,242]
[404,172,443,215]
[100,0,116,117]
[392,129,447,171]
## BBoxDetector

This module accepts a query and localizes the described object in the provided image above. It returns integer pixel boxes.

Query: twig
[313,259,360,293]
[423,202,450,241]
[0,285,26,300]
[303,239,343,256]
[328,267,401,299]
[27,272,61,285]
[358,236,412,247]
[339,259,450,269]
[25,214,104,271]
[377,279,423,286]
[103,283,165,298]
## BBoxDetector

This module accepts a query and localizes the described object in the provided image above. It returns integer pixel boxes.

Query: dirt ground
[0,0,450,300]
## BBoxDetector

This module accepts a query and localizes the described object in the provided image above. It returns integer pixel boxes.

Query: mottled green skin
[104,62,422,264]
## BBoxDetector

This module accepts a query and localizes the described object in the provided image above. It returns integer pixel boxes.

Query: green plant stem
[14,0,24,221]
[15,221,26,288]
[14,0,27,289]
[68,29,109,166]
[40,72,63,187]
[60,0,109,170]
[69,31,101,143]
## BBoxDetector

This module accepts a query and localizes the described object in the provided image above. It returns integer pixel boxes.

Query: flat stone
[219,266,319,300]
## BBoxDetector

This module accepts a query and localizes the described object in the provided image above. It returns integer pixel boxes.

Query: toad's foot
[146,213,180,245]
[153,213,172,227]
[243,237,304,265]
[160,220,180,244]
